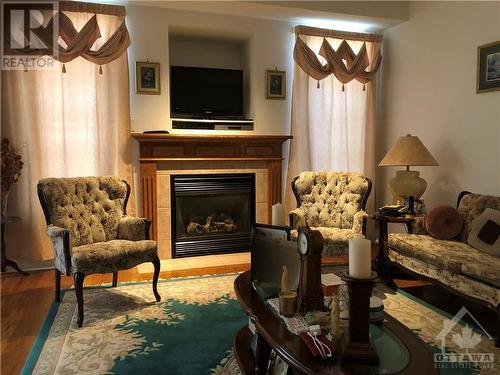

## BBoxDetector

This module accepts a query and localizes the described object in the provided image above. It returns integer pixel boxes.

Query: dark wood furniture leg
[253,331,271,375]
[74,272,85,327]
[1,222,29,275]
[373,214,415,275]
[55,269,61,302]
[378,217,387,263]
[341,272,379,366]
[496,304,500,348]
[112,271,118,287]
[404,221,413,233]
[152,256,161,302]
[375,216,388,271]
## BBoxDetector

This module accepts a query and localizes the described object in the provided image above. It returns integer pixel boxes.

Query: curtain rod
[294,25,383,43]
[59,1,126,17]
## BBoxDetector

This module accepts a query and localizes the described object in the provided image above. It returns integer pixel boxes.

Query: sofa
[289,171,371,255]
[387,191,500,346]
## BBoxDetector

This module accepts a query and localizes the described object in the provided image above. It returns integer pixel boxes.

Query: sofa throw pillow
[425,206,464,240]
[467,208,500,256]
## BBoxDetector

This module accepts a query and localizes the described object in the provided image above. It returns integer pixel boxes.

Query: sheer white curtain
[285,33,379,216]
[1,12,133,263]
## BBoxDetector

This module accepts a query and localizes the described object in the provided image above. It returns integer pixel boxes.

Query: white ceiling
[125,1,409,32]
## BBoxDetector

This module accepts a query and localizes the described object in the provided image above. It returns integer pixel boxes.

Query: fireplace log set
[186,213,238,235]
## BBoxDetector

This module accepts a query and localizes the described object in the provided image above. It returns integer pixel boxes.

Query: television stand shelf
[171,118,254,131]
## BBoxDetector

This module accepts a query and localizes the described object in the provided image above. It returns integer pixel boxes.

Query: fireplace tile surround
[157,163,266,258]
[132,134,291,259]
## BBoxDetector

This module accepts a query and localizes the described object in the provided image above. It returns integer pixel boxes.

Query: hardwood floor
[1,263,250,375]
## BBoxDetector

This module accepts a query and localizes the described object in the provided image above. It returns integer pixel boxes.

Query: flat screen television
[170,66,244,118]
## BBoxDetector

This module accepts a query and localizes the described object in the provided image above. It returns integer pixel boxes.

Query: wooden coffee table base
[234,327,270,375]
[233,271,438,375]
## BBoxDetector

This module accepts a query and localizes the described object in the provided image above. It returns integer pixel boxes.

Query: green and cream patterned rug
[22,273,499,374]
[23,274,245,375]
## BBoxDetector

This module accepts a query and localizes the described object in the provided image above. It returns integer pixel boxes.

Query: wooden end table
[1,216,29,275]
[371,213,417,270]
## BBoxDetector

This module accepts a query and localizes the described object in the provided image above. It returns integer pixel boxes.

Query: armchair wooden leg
[112,271,118,287]
[55,269,61,303]
[152,256,161,302]
[74,272,85,327]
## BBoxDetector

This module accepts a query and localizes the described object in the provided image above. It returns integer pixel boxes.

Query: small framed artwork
[266,70,286,99]
[136,61,160,95]
[477,41,500,93]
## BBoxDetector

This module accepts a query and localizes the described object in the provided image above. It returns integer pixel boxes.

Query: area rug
[22,274,246,375]
[375,285,499,374]
[23,273,499,374]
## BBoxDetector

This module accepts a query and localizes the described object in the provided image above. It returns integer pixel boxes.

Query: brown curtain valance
[293,26,382,85]
[60,1,126,16]
[294,25,382,43]
[30,4,130,68]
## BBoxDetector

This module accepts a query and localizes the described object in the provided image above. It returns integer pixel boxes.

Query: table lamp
[379,134,439,206]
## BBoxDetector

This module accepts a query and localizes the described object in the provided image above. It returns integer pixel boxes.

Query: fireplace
[170,173,256,258]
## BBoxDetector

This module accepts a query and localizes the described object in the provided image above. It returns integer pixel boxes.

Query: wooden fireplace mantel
[132,133,292,240]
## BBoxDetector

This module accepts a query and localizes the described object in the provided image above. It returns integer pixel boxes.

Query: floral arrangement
[1,138,23,214]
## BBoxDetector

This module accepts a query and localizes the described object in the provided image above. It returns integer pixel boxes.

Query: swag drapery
[1,2,134,264]
[28,2,130,71]
[285,26,382,217]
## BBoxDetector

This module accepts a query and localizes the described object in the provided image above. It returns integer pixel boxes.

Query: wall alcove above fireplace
[170,173,255,258]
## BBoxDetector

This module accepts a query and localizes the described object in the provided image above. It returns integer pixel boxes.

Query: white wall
[378,1,500,209]
[126,4,295,136]
[126,4,295,209]
[169,38,245,70]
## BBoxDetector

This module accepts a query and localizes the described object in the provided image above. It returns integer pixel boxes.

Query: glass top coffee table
[233,271,437,374]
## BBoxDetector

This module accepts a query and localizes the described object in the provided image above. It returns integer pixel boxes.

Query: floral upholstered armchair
[37,176,161,327]
[289,172,372,255]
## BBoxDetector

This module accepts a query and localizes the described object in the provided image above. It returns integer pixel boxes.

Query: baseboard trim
[10,259,55,272]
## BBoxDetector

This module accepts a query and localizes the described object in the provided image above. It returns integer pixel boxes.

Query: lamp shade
[379,134,439,167]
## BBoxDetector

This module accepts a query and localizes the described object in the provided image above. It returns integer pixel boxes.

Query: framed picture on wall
[136,61,161,94]
[266,70,286,99]
[477,40,500,93]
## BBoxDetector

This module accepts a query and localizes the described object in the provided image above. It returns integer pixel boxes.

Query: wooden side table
[1,216,29,275]
[371,213,416,270]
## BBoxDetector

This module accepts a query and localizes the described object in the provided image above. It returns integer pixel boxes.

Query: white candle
[272,203,285,226]
[348,237,372,279]
[281,265,289,292]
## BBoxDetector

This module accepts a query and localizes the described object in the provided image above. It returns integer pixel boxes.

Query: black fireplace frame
[170,173,256,258]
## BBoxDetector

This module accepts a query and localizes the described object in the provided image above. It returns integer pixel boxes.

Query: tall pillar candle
[272,203,285,226]
[281,265,289,292]
[348,238,371,279]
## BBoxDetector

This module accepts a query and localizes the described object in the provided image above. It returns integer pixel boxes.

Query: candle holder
[279,291,297,318]
[340,271,379,367]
